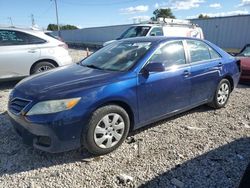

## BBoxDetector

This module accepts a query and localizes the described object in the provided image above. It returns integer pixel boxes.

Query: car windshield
[239,46,250,57]
[119,26,151,39]
[81,41,151,71]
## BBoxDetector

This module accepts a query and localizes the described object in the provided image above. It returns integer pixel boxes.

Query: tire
[208,79,231,109]
[31,61,56,74]
[83,105,130,155]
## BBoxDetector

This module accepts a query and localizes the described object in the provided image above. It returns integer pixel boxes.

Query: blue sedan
[8,37,241,155]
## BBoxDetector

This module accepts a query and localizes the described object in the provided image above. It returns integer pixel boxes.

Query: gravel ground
[0,49,250,188]
[68,47,93,63]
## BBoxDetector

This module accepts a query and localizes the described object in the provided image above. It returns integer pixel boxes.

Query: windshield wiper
[84,64,103,70]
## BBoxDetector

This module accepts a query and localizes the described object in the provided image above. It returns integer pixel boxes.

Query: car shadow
[130,104,215,137]
[0,104,215,177]
[238,83,250,88]
[139,137,250,188]
[1,104,249,188]
[0,80,20,90]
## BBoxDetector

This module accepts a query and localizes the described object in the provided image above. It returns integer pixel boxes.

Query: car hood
[14,64,124,100]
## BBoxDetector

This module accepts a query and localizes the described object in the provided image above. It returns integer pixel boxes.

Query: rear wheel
[31,61,56,74]
[83,105,130,155]
[208,79,231,109]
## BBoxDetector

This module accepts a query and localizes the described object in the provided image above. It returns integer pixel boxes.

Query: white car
[104,18,204,46]
[0,27,72,80]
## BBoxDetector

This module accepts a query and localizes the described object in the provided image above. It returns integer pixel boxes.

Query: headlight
[26,97,81,115]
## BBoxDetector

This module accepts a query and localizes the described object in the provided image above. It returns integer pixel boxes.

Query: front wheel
[83,105,130,155]
[208,79,231,109]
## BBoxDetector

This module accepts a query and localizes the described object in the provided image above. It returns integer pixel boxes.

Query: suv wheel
[208,79,231,109]
[31,61,56,74]
[83,105,130,155]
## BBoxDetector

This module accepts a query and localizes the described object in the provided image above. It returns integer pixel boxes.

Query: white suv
[0,27,72,80]
[104,18,204,46]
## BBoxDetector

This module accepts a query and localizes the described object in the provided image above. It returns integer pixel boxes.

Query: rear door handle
[183,70,191,77]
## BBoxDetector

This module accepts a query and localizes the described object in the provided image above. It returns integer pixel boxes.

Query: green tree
[61,24,78,30]
[198,14,210,19]
[47,24,58,31]
[47,24,78,31]
[151,8,175,21]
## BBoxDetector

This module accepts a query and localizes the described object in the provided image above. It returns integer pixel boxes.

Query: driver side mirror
[142,62,165,74]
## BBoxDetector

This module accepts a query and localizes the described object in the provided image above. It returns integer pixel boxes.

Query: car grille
[9,98,31,115]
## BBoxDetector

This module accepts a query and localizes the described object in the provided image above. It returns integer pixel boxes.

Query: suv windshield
[118,26,151,39]
[81,41,151,71]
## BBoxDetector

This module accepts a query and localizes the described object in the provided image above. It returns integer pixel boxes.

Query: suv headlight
[26,97,81,115]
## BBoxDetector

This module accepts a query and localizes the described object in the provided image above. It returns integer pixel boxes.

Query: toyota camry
[8,37,241,155]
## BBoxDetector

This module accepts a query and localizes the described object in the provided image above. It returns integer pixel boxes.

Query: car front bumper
[7,110,83,153]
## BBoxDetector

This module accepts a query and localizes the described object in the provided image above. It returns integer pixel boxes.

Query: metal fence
[57,15,250,49]
[191,15,250,49]
[54,24,134,47]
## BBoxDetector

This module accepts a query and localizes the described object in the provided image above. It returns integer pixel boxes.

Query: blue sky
[0,0,249,29]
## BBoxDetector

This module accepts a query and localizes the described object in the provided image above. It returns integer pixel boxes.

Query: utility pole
[31,14,35,27]
[7,17,13,26]
[52,0,60,37]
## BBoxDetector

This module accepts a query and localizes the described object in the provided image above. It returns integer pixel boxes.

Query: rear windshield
[45,32,62,41]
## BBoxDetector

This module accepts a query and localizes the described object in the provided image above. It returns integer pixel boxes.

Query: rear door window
[0,30,46,46]
[187,40,211,63]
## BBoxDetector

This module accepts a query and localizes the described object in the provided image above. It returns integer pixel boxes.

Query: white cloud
[155,0,205,10]
[120,5,149,14]
[238,0,250,7]
[187,10,249,19]
[209,3,221,8]
[129,16,151,23]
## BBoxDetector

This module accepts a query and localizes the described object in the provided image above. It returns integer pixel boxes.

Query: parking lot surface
[0,49,250,187]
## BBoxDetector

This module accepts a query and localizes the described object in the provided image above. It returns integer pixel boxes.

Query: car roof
[133,24,161,27]
[119,36,204,44]
[0,27,45,34]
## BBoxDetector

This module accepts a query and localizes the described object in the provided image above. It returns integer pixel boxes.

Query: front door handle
[183,70,191,77]
[28,50,38,53]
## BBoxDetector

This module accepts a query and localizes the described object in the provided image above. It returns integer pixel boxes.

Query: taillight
[58,43,68,50]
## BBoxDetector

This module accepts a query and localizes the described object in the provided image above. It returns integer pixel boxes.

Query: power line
[30,14,35,27]
[51,0,60,37]
[7,17,13,26]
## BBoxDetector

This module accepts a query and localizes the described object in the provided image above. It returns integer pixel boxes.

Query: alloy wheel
[36,65,53,73]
